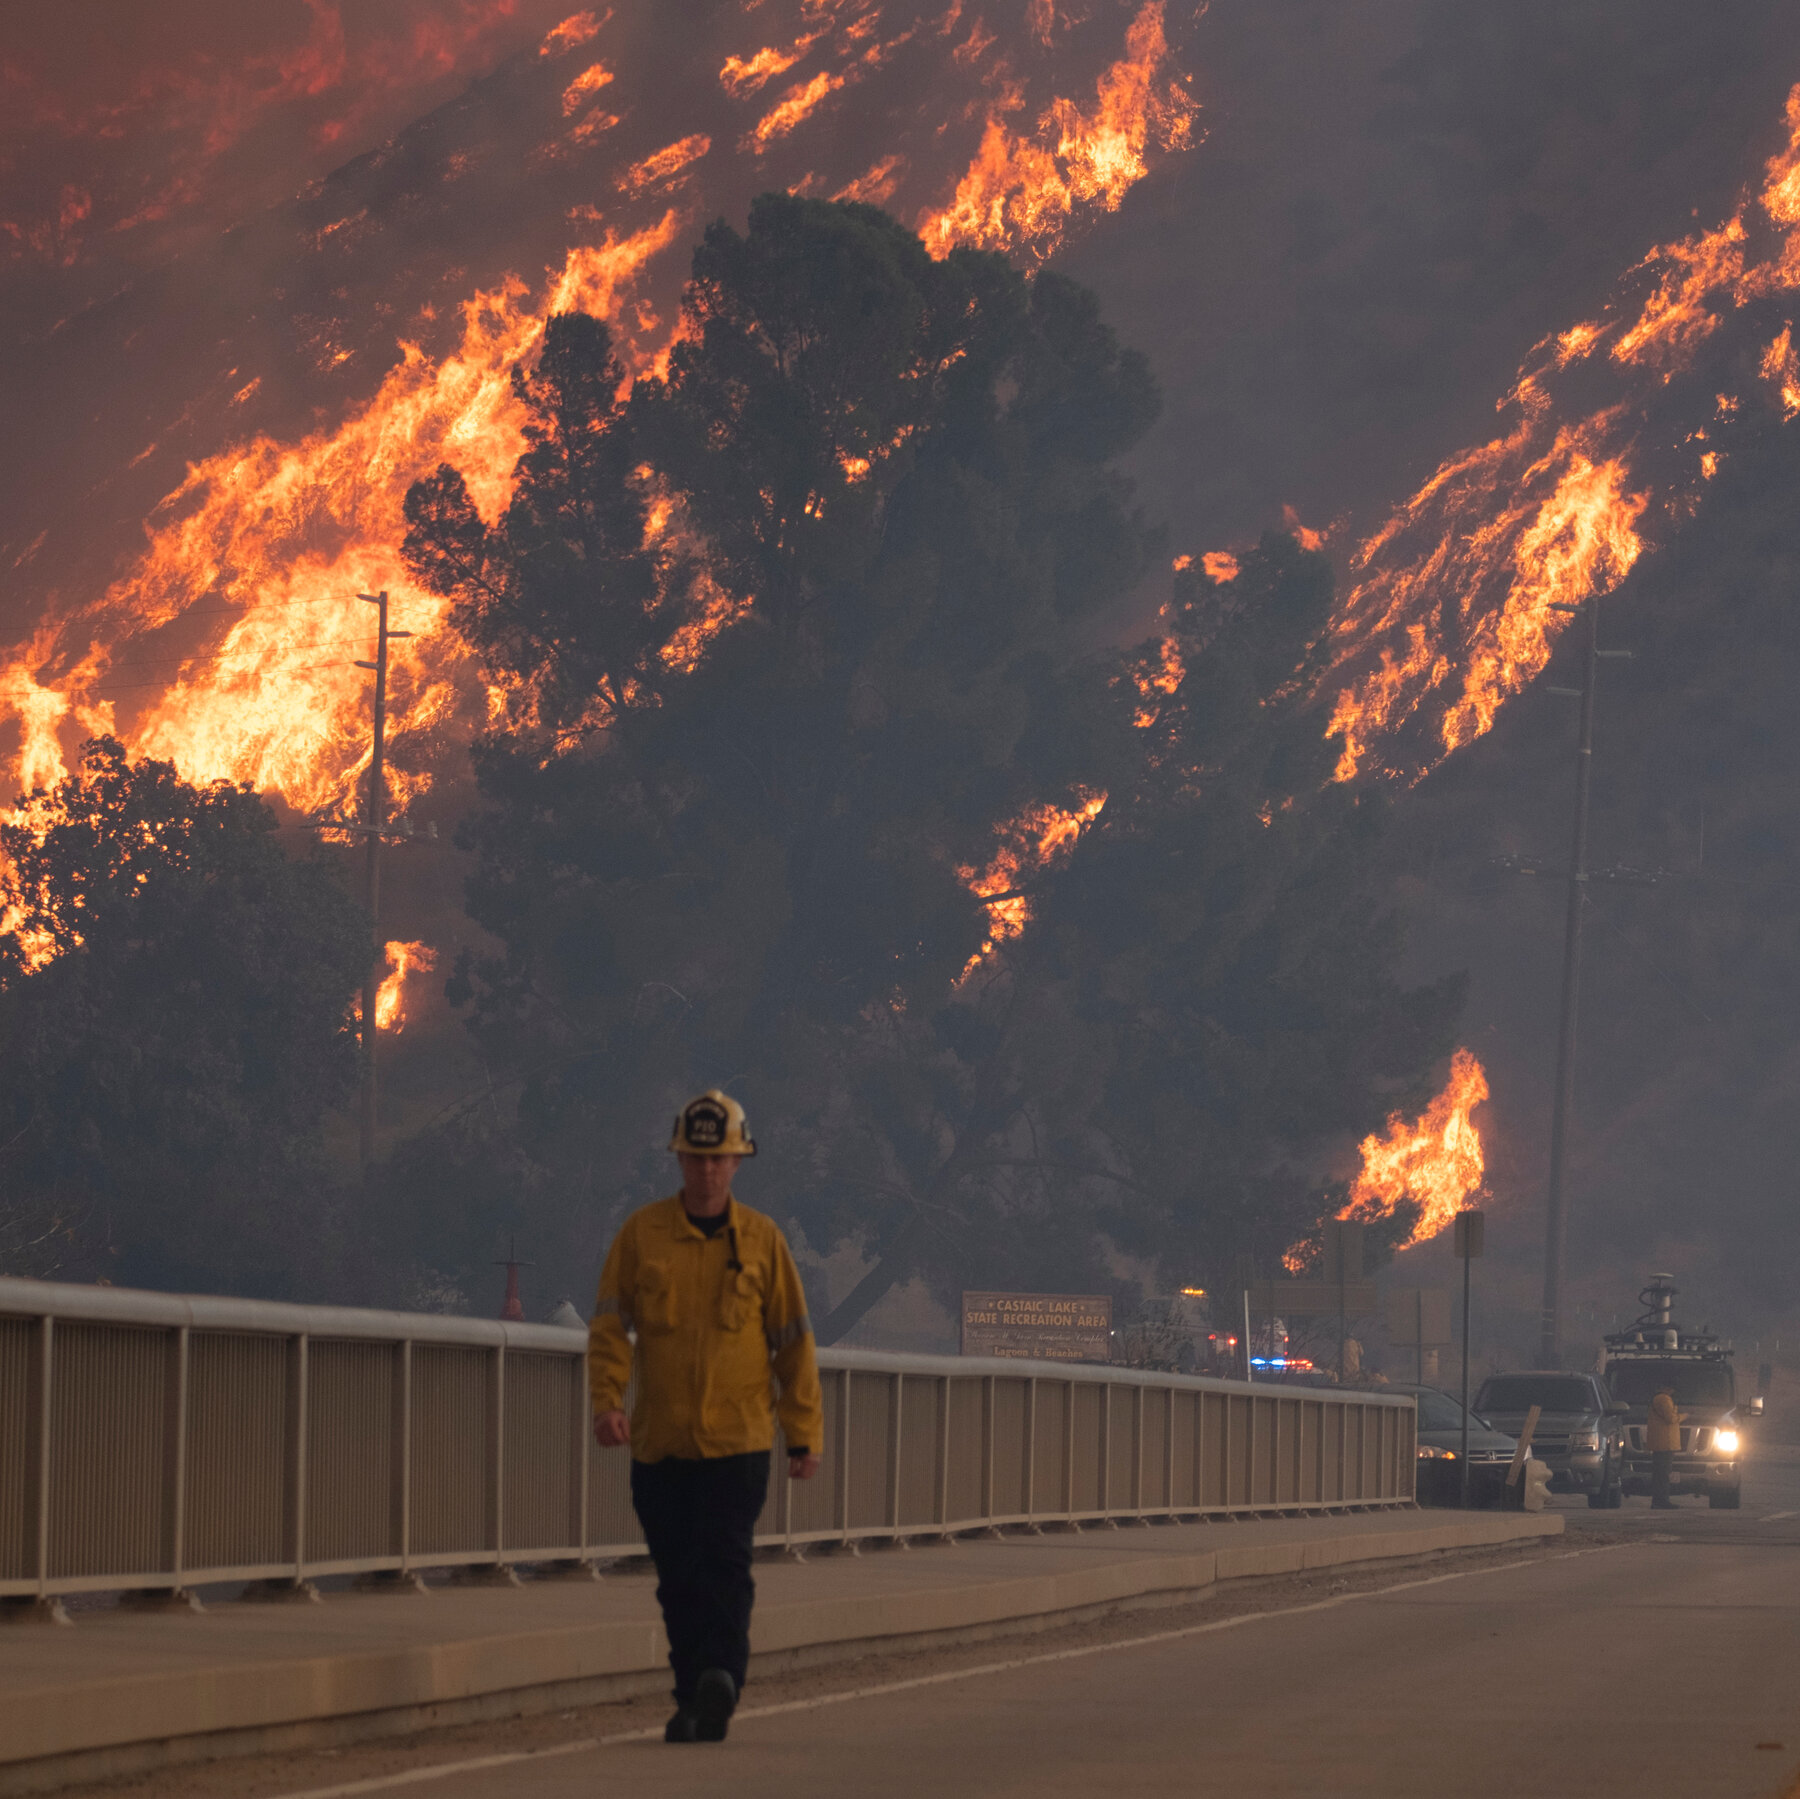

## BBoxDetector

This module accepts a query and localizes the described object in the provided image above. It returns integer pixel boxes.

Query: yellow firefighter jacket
[589,1194,824,1463]
[1647,1390,1685,1452]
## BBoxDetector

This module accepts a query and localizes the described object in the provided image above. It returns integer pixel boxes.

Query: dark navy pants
[630,1451,771,1705]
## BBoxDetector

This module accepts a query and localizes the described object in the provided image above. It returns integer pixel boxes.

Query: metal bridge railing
[0,1278,1415,1604]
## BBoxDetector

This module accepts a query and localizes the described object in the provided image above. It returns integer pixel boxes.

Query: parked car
[1473,1370,1626,1508]
[1389,1383,1522,1507]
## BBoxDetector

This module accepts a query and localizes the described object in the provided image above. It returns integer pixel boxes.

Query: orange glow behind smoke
[1342,1049,1488,1249]
[959,790,1107,976]
[1327,85,1800,784]
[918,1,1195,261]
[375,938,437,1033]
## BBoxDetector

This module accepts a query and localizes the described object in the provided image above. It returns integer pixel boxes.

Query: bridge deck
[0,1508,1558,1788]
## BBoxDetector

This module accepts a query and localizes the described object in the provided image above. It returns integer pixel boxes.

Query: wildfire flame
[958,790,1107,976]
[1343,1048,1489,1249]
[918,1,1196,262]
[1130,636,1184,728]
[2,0,1203,1003]
[1327,84,1800,784]
[1,214,681,817]
[375,938,436,1033]
[5,2,1201,823]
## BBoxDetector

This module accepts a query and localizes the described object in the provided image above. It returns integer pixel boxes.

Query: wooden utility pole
[353,592,411,1174]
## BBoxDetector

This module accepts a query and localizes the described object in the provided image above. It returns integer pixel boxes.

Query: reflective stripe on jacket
[588,1194,824,1463]
[1647,1391,1684,1452]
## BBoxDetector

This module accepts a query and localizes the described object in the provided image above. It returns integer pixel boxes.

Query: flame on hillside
[1341,1049,1489,1248]
[918,1,1196,261]
[375,938,437,1033]
[1282,1049,1489,1272]
[959,790,1107,977]
[1328,86,1800,784]
[3,1,1200,822]
[80,215,675,820]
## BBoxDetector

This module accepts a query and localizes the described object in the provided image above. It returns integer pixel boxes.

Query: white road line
[271,1544,1614,1799]
[1763,1509,1797,1523]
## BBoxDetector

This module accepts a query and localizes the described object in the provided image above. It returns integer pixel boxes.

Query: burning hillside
[1325,83,1800,786]
[0,2,1199,824]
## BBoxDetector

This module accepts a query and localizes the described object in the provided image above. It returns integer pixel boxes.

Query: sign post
[961,1292,1112,1362]
[1454,1208,1486,1507]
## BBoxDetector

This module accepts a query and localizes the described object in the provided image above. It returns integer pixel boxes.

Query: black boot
[665,1707,700,1743]
[693,1668,738,1742]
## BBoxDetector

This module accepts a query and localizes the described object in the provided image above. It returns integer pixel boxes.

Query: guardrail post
[1192,1392,1206,1512]
[887,1372,904,1543]
[1164,1387,1176,1513]
[979,1375,995,1524]
[1271,1396,1281,1506]
[573,1343,590,1561]
[284,1334,309,1579]
[489,1343,507,1572]
[1130,1385,1143,1515]
[393,1339,412,1572]
[836,1367,852,1547]
[1061,1381,1075,1520]
[28,1316,56,1614]
[1097,1384,1111,1520]
[1247,1397,1259,1508]
[162,1326,190,1590]
[935,1376,951,1536]
[1022,1377,1037,1528]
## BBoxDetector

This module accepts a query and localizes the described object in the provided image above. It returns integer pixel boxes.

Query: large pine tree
[397,196,1463,1320]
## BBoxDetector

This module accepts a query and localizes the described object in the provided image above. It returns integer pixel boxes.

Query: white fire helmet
[669,1089,757,1158]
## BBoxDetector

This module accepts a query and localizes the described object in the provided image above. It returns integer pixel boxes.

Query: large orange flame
[1340,1048,1489,1249]
[375,938,437,1033]
[1327,85,1800,784]
[958,789,1107,976]
[3,2,1207,998]
[1,214,681,821]
[1276,1048,1491,1268]
[918,1,1196,262]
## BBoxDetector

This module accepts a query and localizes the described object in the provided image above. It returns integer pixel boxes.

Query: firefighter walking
[589,1091,823,1743]
[1648,1381,1684,1509]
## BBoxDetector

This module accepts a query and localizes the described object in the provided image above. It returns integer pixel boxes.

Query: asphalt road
[264,1448,1800,1799]
[1555,1440,1800,1545]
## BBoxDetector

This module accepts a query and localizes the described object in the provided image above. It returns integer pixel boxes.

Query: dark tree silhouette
[0,739,369,1292]
[397,197,1463,1323]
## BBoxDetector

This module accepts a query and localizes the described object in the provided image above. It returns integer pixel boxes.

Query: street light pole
[1538,598,1633,1366]
[1538,596,1596,1367]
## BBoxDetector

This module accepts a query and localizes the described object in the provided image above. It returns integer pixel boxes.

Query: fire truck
[1600,1275,1763,1509]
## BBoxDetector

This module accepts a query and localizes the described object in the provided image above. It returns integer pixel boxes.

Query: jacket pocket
[719,1263,764,1334]
[636,1261,681,1332]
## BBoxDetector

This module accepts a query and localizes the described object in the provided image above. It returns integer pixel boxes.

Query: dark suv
[1473,1371,1626,1508]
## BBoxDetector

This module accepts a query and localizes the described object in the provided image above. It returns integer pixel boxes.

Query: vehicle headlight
[1568,1431,1600,1452]
[1714,1429,1740,1456]
[1417,1445,1457,1460]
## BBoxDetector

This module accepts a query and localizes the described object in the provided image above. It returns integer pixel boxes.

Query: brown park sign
[961,1291,1112,1363]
